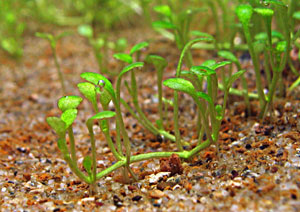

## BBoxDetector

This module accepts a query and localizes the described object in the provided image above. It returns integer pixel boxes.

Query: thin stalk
[95,139,211,180]
[68,127,77,163]
[243,26,266,108]
[87,123,97,184]
[218,83,258,99]
[52,49,66,94]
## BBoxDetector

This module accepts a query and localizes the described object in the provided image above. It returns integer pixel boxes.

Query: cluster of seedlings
[42,0,300,190]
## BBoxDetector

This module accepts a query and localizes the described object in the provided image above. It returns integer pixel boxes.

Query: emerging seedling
[35,31,71,94]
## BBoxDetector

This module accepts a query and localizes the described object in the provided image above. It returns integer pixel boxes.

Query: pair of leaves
[114,41,149,63]
[35,31,72,49]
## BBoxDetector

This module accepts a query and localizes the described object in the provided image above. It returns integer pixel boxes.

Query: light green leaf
[58,96,82,112]
[152,21,177,29]
[86,111,116,132]
[61,109,77,129]
[276,40,287,52]
[217,51,239,64]
[35,32,53,41]
[190,31,215,40]
[163,78,197,97]
[215,105,223,121]
[236,4,253,26]
[254,7,274,17]
[211,61,232,70]
[196,92,212,104]
[78,24,93,38]
[130,41,149,55]
[154,5,172,17]
[113,53,133,63]
[119,62,144,78]
[201,60,216,68]
[80,72,115,98]
[293,11,300,20]
[46,117,66,138]
[77,82,97,106]
[190,66,216,76]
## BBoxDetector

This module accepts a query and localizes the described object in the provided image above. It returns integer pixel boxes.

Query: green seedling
[78,24,109,75]
[236,4,266,109]
[218,50,250,115]
[36,31,71,94]
[0,0,25,59]
[152,4,206,67]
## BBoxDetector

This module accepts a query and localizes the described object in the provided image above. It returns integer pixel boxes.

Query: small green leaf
[113,53,133,63]
[57,138,69,154]
[293,11,300,20]
[276,40,287,52]
[201,60,216,68]
[61,109,77,129]
[190,31,215,40]
[236,4,253,26]
[86,111,116,131]
[77,82,97,106]
[215,105,223,121]
[80,72,115,98]
[226,70,246,90]
[263,0,285,6]
[196,92,212,104]
[152,21,177,29]
[217,51,239,64]
[83,156,92,176]
[163,78,197,97]
[211,61,232,70]
[99,89,112,108]
[254,7,274,17]
[271,30,284,40]
[190,66,216,76]
[46,117,66,138]
[58,96,83,112]
[130,41,149,55]
[145,55,167,72]
[35,32,53,41]
[119,62,144,78]
[154,5,172,17]
[78,24,93,38]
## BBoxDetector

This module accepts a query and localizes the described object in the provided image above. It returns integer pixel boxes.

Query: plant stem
[52,48,66,94]
[68,127,77,163]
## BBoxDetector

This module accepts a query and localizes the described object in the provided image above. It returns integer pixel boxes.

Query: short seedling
[36,31,71,94]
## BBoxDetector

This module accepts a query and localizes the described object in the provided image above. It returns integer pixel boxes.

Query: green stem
[68,127,77,163]
[52,49,66,94]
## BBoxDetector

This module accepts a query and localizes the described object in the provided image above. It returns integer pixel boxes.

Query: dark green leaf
[58,96,83,112]
[196,92,212,104]
[57,138,69,154]
[226,70,246,90]
[46,117,66,138]
[61,109,77,129]
[130,41,149,55]
[83,156,92,176]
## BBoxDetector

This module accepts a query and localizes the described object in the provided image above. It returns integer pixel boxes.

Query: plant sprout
[35,31,71,94]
